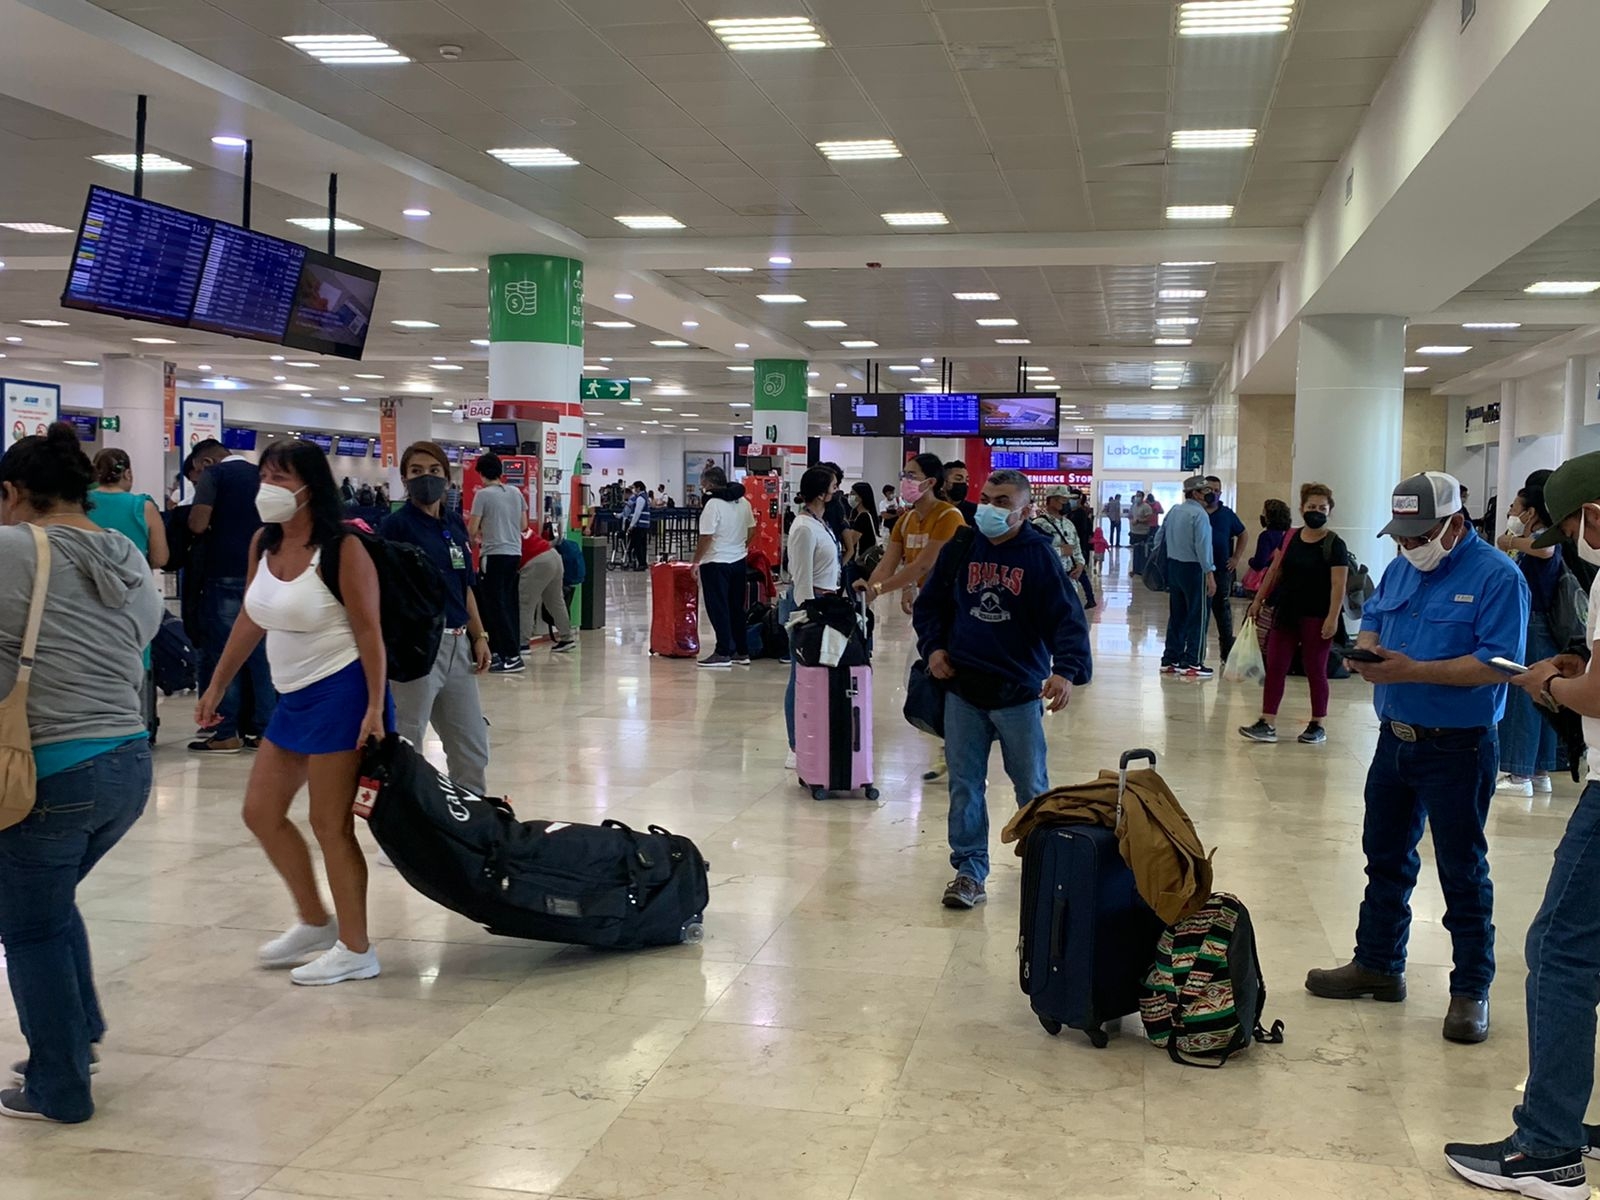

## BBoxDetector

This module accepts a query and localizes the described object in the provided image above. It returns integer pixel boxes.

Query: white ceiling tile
[439,0,577,33]
[599,23,724,57]
[324,1,466,38]
[936,7,1053,44]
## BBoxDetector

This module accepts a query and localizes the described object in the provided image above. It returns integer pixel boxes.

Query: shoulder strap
[18,525,51,678]
[322,531,347,607]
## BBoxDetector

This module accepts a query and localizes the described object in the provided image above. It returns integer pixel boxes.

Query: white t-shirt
[699,496,753,564]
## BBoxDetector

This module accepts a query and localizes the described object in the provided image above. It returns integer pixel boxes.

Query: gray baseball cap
[1378,471,1462,538]
[1183,475,1208,493]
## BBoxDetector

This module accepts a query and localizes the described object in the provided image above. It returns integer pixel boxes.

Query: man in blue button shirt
[1306,471,1527,1046]
[1160,475,1216,679]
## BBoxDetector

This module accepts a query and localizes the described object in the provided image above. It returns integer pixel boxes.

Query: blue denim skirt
[264,660,393,755]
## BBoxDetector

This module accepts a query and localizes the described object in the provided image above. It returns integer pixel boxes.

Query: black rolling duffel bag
[356,734,709,949]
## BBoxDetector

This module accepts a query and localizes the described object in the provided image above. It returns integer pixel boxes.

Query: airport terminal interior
[5,0,1600,1197]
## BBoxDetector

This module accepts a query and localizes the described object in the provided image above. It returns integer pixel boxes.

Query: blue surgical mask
[974,503,1014,539]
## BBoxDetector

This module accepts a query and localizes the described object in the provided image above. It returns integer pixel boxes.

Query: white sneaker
[1494,775,1534,798]
[290,941,380,987]
[784,749,797,770]
[258,920,338,969]
[1533,774,1554,794]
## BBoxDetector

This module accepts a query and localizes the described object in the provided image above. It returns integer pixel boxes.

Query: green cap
[1532,450,1600,547]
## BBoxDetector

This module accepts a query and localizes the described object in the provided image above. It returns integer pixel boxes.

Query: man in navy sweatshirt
[914,469,1093,909]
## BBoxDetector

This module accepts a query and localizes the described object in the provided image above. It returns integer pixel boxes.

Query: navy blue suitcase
[1018,749,1167,1048]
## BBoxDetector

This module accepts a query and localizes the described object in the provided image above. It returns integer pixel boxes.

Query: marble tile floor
[2,557,1594,1199]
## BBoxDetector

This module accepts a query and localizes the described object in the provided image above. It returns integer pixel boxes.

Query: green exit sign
[99,416,120,432]
[578,377,630,401]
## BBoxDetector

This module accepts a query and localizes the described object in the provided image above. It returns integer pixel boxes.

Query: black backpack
[323,529,447,683]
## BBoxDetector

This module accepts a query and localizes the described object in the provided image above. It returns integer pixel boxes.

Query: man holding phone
[1305,472,1527,1046]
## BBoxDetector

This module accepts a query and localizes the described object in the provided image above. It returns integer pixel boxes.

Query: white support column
[1293,314,1407,572]
[388,396,436,492]
[860,437,905,499]
[1495,379,1516,538]
[1562,355,1585,462]
[100,356,165,508]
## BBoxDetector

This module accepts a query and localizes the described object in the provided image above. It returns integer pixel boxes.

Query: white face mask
[1400,523,1452,572]
[256,482,305,525]
[1579,508,1600,568]
[1505,514,1526,538]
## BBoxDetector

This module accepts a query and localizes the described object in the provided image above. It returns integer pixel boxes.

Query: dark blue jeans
[0,741,151,1122]
[699,559,747,659]
[201,576,277,739]
[1354,726,1497,998]
[1514,781,1600,1155]
[1162,559,1206,668]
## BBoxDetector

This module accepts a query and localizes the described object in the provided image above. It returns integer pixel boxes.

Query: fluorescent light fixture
[211,135,248,148]
[650,340,690,348]
[708,17,826,51]
[488,147,578,167]
[953,291,999,301]
[402,208,430,218]
[882,211,948,226]
[705,266,753,273]
[3,337,18,343]
[612,292,634,301]
[976,317,1018,327]
[429,363,464,371]
[431,407,452,414]
[628,376,653,383]
[920,357,936,364]
[285,361,318,368]
[1525,281,1600,295]
[727,365,754,372]
[888,365,918,373]
[283,34,408,64]
[62,360,99,367]
[615,214,684,230]
[1178,1,1294,37]
[593,321,635,329]
[1462,322,1523,330]
[758,293,806,304]
[19,319,68,327]
[1157,316,1201,326]
[1155,337,1194,346]
[272,375,287,382]
[1172,129,1257,149]
[817,138,900,160]
[131,336,176,344]
[995,337,1031,344]
[0,222,72,234]
[1034,384,1057,390]
[1162,260,1216,267]
[840,340,878,349]
[910,376,938,384]
[343,397,367,403]
[1159,288,1208,300]
[287,217,363,232]
[1404,366,1428,374]
[682,321,699,329]
[1166,205,1234,220]
[430,266,480,274]
[734,342,750,350]
[91,153,189,173]
[1416,345,1472,355]
[768,255,792,265]
[805,319,847,328]
[353,373,385,380]
[390,319,439,329]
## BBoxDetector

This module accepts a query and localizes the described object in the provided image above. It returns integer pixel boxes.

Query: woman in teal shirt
[88,449,167,569]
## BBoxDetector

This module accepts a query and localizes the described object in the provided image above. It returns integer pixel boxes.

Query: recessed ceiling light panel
[1159,288,1208,300]
[1461,322,1523,330]
[615,214,684,230]
[1172,128,1258,149]
[805,319,847,328]
[882,211,948,226]
[952,291,999,301]
[708,16,826,51]
[758,294,806,304]
[1166,205,1235,220]
[1525,281,1600,295]
[817,138,900,160]
[0,222,72,234]
[489,147,579,167]
[91,153,189,173]
[1416,345,1472,355]
[283,34,409,64]
[976,317,1018,327]
[1178,1,1294,37]
[287,217,363,232]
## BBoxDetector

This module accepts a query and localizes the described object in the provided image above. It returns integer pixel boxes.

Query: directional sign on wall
[579,378,630,401]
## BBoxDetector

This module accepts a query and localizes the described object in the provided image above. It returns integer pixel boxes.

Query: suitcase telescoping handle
[1115,748,1157,831]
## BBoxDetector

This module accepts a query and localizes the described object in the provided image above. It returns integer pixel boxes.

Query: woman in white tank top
[197,441,389,987]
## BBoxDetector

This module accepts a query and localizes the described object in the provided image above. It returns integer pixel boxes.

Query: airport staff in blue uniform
[1305,471,1528,1046]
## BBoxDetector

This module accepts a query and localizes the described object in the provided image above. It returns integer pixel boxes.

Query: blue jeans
[1496,612,1561,778]
[699,559,747,659]
[0,741,151,1121]
[1514,781,1600,1155]
[945,692,1050,883]
[1163,559,1206,668]
[1354,726,1497,998]
[201,576,277,739]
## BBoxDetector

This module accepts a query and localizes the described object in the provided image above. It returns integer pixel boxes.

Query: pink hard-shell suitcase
[794,664,878,800]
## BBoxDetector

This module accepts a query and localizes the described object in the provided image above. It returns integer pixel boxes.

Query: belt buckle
[1390,721,1419,743]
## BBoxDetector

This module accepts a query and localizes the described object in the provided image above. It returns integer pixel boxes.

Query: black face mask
[1303,510,1329,529]
[406,475,448,507]
[1201,491,1216,506]
[948,482,969,503]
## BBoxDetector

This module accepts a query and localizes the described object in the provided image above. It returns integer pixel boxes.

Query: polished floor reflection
[2,552,1590,1199]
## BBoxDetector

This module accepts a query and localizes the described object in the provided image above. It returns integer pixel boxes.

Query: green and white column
[487,253,586,496]
[752,359,808,452]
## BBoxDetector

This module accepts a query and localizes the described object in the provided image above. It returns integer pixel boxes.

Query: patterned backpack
[1140,893,1285,1067]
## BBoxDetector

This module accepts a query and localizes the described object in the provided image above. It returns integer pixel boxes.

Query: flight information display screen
[61,186,213,325]
[902,392,980,437]
[190,221,305,342]
[829,394,902,437]
[990,451,1062,470]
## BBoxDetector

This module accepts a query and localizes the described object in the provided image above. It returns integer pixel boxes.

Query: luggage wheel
[1085,1026,1109,1049]
[811,785,828,802]
[1038,1016,1062,1037]
[864,785,880,801]
[680,920,705,945]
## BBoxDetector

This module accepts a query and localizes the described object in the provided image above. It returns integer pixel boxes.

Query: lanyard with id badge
[444,528,468,572]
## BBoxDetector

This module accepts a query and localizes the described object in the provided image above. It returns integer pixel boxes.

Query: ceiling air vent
[949,44,1060,70]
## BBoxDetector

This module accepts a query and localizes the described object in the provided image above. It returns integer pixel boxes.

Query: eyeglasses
[1394,522,1446,551]
[899,471,922,482]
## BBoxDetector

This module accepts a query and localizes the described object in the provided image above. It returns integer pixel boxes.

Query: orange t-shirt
[889,500,965,566]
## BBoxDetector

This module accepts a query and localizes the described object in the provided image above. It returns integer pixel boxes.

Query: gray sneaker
[11,1047,98,1086]
[941,875,987,909]
[1298,723,1327,745]
[1239,720,1277,743]
[698,655,733,670]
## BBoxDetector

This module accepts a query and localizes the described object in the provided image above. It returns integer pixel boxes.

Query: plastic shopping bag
[1224,618,1267,684]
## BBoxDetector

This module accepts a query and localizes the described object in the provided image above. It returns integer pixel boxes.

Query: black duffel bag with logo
[356,734,709,949]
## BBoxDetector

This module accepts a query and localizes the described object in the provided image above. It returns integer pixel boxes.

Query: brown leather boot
[1304,961,1406,1002]
[1443,997,1489,1043]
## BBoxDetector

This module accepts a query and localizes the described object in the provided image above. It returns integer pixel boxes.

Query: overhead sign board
[580,378,630,401]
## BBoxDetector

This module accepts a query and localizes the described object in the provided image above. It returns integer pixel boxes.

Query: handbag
[0,525,51,832]
[904,659,947,738]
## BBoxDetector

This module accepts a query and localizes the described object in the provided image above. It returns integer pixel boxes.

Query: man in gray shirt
[467,453,529,673]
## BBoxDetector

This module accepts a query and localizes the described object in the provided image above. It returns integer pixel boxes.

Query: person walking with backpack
[196,440,391,987]
[1491,486,1563,796]
[913,470,1092,910]
[1444,452,1600,1198]
[1240,483,1350,745]
[382,442,492,797]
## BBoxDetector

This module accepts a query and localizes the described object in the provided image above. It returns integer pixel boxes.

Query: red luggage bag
[650,562,700,657]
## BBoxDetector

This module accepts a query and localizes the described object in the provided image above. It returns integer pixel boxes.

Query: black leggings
[477,553,523,659]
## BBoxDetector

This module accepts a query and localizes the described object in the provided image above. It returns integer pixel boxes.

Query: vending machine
[462,455,543,553]
[743,471,784,566]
